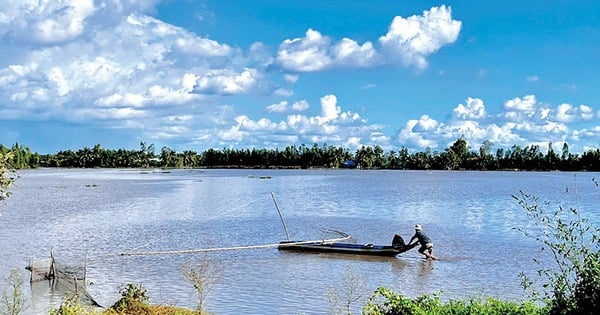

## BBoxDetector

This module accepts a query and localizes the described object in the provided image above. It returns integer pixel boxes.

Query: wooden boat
[278,234,417,257]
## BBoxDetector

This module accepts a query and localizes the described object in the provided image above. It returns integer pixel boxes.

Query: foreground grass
[51,302,200,315]
[49,284,206,315]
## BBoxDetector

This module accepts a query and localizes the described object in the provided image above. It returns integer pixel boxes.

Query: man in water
[408,224,436,259]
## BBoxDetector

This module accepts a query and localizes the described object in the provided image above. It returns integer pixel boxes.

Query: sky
[0,0,599,154]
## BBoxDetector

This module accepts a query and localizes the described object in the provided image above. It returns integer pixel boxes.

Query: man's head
[415,224,422,231]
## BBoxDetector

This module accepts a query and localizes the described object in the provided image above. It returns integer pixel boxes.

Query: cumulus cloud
[193,68,259,95]
[0,0,162,45]
[453,97,486,120]
[276,29,334,72]
[393,95,599,153]
[330,38,379,67]
[0,4,246,126]
[266,100,310,114]
[398,115,442,149]
[504,95,537,113]
[319,94,341,123]
[379,5,462,69]
[174,36,233,57]
[277,28,385,72]
[266,101,288,113]
[212,93,377,149]
[276,5,460,72]
[291,100,309,111]
[555,103,595,122]
[0,0,95,44]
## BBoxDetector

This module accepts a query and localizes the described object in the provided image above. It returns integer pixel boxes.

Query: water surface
[1,169,599,314]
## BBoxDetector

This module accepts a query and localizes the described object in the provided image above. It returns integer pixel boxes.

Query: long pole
[271,192,291,241]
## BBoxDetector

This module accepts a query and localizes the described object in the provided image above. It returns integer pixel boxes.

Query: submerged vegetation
[2,138,600,171]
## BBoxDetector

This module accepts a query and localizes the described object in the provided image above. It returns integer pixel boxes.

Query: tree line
[2,138,600,171]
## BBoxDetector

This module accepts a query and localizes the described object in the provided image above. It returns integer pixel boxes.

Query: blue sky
[1,1,598,154]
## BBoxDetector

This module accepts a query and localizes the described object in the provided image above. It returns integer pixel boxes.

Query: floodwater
[1,169,599,314]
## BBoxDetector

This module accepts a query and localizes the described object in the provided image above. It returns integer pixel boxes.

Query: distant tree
[546,141,559,170]
[160,146,176,167]
[581,149,600,171]
[478,140,496,170]
[6,140,600,171]
[441,138,470,170]
[181,150,198,168]
[397,146,410,169]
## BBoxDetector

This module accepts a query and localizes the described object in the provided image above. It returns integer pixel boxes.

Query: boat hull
[278,241,415,257]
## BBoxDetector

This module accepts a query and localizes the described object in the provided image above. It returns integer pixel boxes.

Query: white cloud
[319,94,340,122]
[276,29,333,72]
[453,97,486,120]
[504,95,537,112]
[147,85,197,105]
[331,38,379,67]
[397,115,442,148]
[379,5,462,69]
[0,6,245,128]
[284,74,299,84]
[174,36,232,57]
[267,100,309,114]
[266,101,288,113]
[503,95,543,122]
[273,88,293,97]
[555,103,595,122]
[48,67,71,97]
[391,94,600,153]
[0,0,95,44]
[219,126,248,142]
[276,5,460,72]
[194,68,259,95]
[291,100,309,111]
[361,84,376,90]
[0,0,161,45]
[206,94,374,150]
[182,73,199,91]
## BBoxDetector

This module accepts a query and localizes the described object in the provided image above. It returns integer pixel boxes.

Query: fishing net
[26,251,100,307]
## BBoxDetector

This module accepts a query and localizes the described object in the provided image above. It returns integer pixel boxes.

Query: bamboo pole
[119,235,351,257]
[271,192,291,241]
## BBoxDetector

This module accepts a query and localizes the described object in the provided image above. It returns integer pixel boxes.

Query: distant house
[342,160,357,168]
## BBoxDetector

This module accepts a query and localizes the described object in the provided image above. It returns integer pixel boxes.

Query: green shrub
[182,259,222,314]
[513,179,600,315]
[0,269,27,315]
[362,287,545,315]
[49,294,101,315]
[108,283,149,312]
[573,252,600,314]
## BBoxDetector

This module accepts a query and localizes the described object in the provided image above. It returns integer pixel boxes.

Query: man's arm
[408,234,417,246]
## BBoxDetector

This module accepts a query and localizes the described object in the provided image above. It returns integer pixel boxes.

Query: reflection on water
[1,169,599,314]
